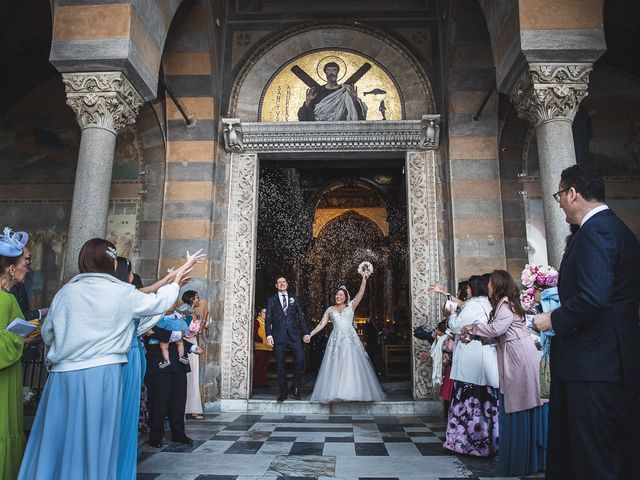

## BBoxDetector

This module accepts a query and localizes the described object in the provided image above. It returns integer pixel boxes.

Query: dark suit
[10,283,40,321]
[547,209,640,480]
[144,328,193,444]
[265,292,310,395]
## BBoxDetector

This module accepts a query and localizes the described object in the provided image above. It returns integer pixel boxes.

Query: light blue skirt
[498,394,549,476]
[117,343,146,480]
[18,364,122,480]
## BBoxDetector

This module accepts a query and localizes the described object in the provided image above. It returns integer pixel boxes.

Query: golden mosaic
[260,49,403,122]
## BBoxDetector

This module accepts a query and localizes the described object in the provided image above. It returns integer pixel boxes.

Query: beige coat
[472,297,545,413]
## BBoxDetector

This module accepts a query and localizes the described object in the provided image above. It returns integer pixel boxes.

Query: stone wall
[50,0,184,100]
[443,0,507,284]
[160,0,225,403]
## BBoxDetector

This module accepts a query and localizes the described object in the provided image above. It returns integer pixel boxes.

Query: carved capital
[510,63,592,126]
[62,72,144,134]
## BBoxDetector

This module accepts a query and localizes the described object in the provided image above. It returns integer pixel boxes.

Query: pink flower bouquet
[519,263,559,312]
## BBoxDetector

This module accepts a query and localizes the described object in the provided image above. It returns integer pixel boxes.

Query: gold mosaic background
[260,50,403,122]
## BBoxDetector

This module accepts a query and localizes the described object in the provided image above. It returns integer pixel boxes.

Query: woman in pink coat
[462,269,548,477]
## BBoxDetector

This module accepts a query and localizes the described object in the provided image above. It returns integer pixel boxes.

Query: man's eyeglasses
[553,188,570,203]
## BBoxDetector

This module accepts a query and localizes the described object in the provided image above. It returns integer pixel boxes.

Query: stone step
[214,399,442,415]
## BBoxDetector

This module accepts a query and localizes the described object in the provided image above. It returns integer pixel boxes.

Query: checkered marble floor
[137,413,544,480]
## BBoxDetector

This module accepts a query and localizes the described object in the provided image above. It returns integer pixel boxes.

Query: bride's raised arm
[351,272,370,309]
[309,308,331,338]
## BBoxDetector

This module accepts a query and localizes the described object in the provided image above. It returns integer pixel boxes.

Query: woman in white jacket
[18,238,200,480]
[430,275,499,457]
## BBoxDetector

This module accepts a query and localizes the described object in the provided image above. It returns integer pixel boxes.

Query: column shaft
[510,63,592,268]
[63,128,118,278]
[61,72,144,280]
[535,119,576,268]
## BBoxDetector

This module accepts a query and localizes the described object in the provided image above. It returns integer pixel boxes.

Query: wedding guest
[463,269,547,476]
[534,164,640,480]
[440,281,469,412]
[144,318,201,447]
[114,256,145,480]
[253,306,272,388]
[115,256,203,480]
[431,275,499,457]
[18,239,195,480]
[10,247,48,321]
[0,227,29,479]
[183,290,205,420]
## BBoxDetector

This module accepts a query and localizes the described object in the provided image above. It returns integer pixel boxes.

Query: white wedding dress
[310,301,386,402]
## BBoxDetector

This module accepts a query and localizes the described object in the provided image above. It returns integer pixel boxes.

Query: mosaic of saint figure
[295,59,370,121]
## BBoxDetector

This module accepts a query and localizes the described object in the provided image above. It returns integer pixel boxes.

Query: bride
[309,272,386,402]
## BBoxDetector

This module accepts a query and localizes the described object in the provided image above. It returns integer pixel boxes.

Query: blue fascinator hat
[0,227,29,257]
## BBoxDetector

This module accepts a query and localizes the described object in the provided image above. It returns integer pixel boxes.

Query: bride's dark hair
[336,285,350,305]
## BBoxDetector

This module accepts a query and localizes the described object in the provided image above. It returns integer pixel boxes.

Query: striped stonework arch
[50,0,185,100]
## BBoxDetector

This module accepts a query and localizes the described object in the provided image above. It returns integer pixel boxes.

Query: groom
[265,276,310,402]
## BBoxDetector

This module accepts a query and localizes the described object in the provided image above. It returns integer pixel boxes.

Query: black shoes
[277,386,301,402]
[148,440,163,448]
[173,436,193,445]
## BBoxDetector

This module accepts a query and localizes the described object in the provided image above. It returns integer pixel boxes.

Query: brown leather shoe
[277,393,288,403]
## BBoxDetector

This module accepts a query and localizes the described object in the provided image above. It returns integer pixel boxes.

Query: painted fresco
[0,79,142,305]
[0,79,142,183]
[106,202,139,260]
[260,49,404,122]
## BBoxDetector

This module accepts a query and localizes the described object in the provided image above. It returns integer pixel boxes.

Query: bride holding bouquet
[309,262,386,402]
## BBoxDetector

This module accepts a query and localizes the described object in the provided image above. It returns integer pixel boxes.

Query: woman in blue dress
[18,240,202,480]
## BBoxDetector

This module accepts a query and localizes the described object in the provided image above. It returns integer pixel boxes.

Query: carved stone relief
[406,150,440,400]
[220,153,259,399]
[220,127,441,401]
[62,72,144,134]
[222,116,441,153]
[510,63,592,126]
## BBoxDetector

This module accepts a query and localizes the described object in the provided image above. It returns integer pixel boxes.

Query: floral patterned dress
[443,381,499,457]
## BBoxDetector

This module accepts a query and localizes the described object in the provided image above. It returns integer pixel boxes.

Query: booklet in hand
[7,318,37,338]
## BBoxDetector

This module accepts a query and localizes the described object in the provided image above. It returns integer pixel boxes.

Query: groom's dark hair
[560,164,605,202]
[274,275,287,282]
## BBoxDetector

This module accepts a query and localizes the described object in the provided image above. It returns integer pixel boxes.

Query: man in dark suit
[265,276,310,402]
[144,328,199,448]
[534,165,640,479]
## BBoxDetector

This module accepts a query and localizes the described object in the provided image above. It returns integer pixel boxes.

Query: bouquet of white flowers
[358,261,373,276]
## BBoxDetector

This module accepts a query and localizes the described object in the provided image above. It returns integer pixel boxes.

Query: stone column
[405,150,440,400]
[61,72,144,279]
[510,63,592,268]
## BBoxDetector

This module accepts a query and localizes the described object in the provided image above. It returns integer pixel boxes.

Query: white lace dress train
[310,302,386,402]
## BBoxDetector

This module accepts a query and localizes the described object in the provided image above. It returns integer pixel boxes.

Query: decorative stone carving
[406,150,440,399]
[419,116,440,148]
[219,131,441,402]
[62,72,144,134]
[510,63,592,126]
[220,153,259,399]
[222,118,245,152]
[239,117,440,153]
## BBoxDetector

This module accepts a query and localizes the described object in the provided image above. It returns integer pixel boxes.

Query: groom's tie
[281,294,288,313]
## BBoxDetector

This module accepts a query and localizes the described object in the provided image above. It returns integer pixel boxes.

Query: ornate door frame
[220,118,441,401]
